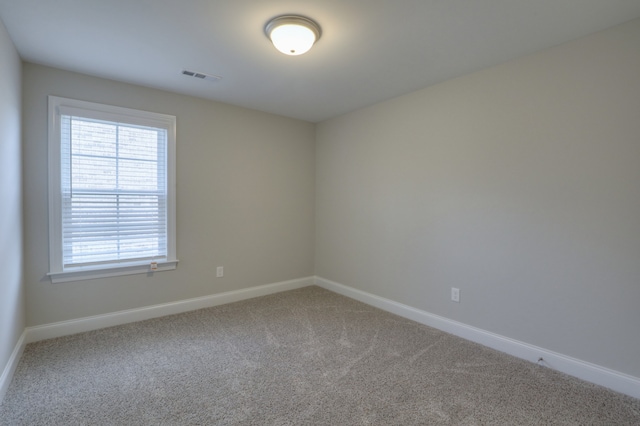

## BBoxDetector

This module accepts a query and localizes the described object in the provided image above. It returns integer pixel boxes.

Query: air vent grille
[181,70,222,82]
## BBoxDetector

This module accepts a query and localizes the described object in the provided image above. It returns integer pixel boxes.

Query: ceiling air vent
[181,69,222,82]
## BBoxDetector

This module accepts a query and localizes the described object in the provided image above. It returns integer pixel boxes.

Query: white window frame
[48,96,178,283]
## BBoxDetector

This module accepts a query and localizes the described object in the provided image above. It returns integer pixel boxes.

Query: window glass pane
[71,156,116,190]
[118,126,161,161]
[118,159,159,191]
[71,119,117,157]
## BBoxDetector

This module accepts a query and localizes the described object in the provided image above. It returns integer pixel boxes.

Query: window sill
[48,260,179,283]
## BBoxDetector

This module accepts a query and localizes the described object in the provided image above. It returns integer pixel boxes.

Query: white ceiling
[1,1,640,122]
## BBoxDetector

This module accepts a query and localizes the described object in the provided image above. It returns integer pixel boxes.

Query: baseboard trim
[0,330,27,405]
[26,276,314,344]
[314,276,640,399]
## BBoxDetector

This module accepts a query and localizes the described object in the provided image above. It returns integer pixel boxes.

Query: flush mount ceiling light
[264,15,321,56]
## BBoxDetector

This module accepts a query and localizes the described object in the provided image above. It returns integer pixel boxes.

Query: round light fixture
[264,15,321,56]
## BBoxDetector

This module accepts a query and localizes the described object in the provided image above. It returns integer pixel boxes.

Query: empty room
[1,1,639,424]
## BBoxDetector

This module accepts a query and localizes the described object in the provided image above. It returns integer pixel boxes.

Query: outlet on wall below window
[451,287,460,303]
[216,266,224,278]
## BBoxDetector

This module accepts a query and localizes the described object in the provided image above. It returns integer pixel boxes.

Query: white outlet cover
[451,287,460,302]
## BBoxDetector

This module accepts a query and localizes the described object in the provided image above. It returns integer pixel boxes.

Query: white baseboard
[314,276,640,400]
[0,330,26,405]
[26,276,314,344]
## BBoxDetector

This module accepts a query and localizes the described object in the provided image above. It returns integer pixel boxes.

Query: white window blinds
[61,114,167,267]
[48,96,177,282]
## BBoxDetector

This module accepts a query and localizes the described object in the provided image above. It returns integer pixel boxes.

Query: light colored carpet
[1,286,638,425]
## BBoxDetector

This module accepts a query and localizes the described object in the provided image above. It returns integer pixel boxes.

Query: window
[48,96,177,283]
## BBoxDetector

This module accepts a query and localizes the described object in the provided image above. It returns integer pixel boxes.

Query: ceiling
[1,1,640,123]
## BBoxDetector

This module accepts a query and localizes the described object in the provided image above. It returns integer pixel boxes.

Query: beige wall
[0,18,24,379]
[22,64,316,326]
[316,19,640,377]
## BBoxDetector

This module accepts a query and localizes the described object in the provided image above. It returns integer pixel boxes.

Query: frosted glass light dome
[265,15,321,56]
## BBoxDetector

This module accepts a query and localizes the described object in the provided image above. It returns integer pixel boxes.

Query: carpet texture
[1,286,638,425]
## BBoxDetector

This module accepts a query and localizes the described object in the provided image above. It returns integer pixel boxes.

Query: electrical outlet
[216,266,224,278]
[451,287,460,303]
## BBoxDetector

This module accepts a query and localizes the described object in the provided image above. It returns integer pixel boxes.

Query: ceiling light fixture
[264,15,321,56]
